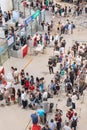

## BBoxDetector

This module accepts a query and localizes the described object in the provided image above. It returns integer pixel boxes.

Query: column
[0,0,13,12]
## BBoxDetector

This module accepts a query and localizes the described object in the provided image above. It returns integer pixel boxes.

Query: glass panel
[0,50,9,64]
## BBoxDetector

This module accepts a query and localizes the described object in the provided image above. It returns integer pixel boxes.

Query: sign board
[24,16,32,25]
[7,36,14,47]
[24,10,41,26]
[32,10,40,19]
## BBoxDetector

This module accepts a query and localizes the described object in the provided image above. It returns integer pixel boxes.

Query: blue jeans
[72,102,76,109]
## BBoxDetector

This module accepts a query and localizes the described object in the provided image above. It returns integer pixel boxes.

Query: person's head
[45,124,49,129]
[51,80,53,83]
[50,119,54,122]
[40,106,43,109]
[66,122,69,126]
[56,108,58,112]
[18,89,21,92]
[28,126,31,130]
[70,108,73,111]
[73,92,76,95]
[36,77,39,82]
[11,66,14,70]
[22,90,24,93]
[26,72,29,76]
[56,71,58,74]
[31,75,33,78]
[21,69,24,72]
[74,112,77,116]
[15,68,17,71]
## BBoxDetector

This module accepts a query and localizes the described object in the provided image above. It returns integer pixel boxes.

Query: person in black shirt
[48,59,54,74]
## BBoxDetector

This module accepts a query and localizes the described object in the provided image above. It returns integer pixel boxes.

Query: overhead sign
[24,16,32,25]
[24,10,41,26]
[32,10,40,19]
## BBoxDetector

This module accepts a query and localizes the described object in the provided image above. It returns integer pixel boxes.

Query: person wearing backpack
[71,113,78,130]
[42,124,51,130]
[63,122,71,130]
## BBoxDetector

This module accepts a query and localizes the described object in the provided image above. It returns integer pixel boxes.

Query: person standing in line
[63,122,71,130]
[17,89,21,105]
[42,124,51,130]
[10,87,16,104]
[14,68,19,84]
[4,11,8,22]
[21,90,27,109]
[71,93,77,109]
[71,113,78,130]
[48,59,54,74]
[41,20,45,30]
[8,11,11,20]
[31,113,38,124]
[37,106,45,124]
[68,23,72,34]
[49,119,57,130]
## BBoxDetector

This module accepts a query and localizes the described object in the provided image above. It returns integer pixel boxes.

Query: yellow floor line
[23,58,33,70]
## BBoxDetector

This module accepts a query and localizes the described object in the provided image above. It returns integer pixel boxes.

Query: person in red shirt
[29,85,35,91]
[33,37,37,47]
[24,78,30,90]
[32,124,41,130]
[66,108,74,120]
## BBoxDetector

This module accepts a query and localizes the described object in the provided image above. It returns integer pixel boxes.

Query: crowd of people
[0,7,11,25]
[0,37,86,130]
[0,1,87,130]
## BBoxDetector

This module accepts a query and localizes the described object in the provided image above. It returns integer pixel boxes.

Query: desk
[35,45,44,53]
[10,44,28,58]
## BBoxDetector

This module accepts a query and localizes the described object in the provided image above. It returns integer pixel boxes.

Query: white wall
[0,0,13,12]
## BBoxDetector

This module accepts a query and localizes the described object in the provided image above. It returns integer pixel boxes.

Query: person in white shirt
[59,46,64,54]
[55,6,58,15]
[76,56,81,66]
[49,119,57,130]
[21,90,27,109]
[68,23,72,34]
[63,122,71,130]
[71,93,77,109]
[42,91,48,100]
[14,68,19,84]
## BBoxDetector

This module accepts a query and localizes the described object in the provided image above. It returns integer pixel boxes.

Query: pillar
[0,0,13,13]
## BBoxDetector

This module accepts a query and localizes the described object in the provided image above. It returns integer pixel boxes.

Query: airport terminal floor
[0,0,87,130]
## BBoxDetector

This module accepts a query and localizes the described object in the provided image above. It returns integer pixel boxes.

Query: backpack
[67,83,72,90]
[71,119,77,127]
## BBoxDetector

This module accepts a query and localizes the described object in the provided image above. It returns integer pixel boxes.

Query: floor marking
[23,58,33,70]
